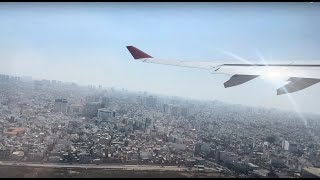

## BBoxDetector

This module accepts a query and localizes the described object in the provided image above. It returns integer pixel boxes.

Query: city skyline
[0,2,320,114]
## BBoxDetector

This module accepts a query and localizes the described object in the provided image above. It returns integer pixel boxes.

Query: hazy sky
[0,2,320,114]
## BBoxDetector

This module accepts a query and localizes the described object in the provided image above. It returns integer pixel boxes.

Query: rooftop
[303,167,320,177]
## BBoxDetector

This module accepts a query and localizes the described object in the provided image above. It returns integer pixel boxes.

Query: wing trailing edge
[277,77,320,95]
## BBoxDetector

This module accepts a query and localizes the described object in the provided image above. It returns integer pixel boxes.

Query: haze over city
[2,2,320,179]
[0,2,320,114]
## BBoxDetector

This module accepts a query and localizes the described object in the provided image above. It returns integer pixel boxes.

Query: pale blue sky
[0,2,320,114]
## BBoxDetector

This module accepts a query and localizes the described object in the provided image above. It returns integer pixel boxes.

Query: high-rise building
[83,102,101,118]
[282,140,298,152]
[97,108,115,121]
[54,99,68,113]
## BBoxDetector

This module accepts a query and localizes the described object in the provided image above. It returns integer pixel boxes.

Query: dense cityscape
[0,74,320,178]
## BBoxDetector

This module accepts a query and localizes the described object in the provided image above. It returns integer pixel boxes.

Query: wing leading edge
[126,46,320,95]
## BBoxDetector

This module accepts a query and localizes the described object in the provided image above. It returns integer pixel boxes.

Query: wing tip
[126,46,153,60]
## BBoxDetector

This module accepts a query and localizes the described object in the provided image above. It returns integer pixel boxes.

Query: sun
[264,71,286,81]
[261,68,290,86]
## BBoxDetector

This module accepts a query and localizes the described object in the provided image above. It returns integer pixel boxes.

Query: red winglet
[126,46,153,59]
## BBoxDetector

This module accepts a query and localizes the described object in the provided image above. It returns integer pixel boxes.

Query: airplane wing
[126,46,320,95]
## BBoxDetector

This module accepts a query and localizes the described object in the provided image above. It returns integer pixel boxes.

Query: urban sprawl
[0,74,320,178]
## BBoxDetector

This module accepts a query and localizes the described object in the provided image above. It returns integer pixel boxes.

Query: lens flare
[264,71,286,80]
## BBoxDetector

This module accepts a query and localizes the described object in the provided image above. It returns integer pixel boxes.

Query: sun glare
[264,71,286,80]
[260,68,290,88]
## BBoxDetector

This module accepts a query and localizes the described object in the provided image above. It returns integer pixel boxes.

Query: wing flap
[277,77,320,95]
[224,75,259,88]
